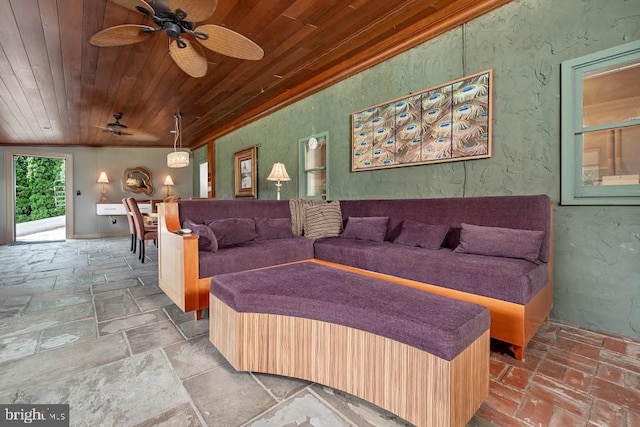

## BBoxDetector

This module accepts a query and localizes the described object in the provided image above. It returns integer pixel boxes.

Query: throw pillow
[453,223,544,262]
[303,201,342,240]
[393,220,450,250]
[183,218,218,252]
[255,217,294,240]
[289,199,324,236]
[341,216,389,242]
[205,218,257,247]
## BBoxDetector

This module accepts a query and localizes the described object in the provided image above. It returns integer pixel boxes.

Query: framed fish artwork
[351,69,493,171]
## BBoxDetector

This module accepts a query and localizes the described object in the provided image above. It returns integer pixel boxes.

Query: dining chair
[126,197,157,263]
[122,197,137,253]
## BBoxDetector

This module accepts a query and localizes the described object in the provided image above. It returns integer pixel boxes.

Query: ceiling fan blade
[109,0,155,15]
[169,39,207,78]
[129,131,160,141]
[90,24,155,47]
[195,25,264,60]
[100,127,158,141]
[168,0,217,22]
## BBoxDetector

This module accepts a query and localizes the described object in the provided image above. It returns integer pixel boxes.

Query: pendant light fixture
[167,112,190,168]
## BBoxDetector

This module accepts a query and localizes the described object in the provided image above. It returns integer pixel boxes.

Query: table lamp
[97,171,109,203]
[164,175,174,197]
[266,163,290,200]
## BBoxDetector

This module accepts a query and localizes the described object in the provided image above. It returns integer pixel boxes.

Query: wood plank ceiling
[0,0,510,149]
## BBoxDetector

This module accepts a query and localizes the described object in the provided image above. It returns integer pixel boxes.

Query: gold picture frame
[351,69,493,171]
[234,146,257,198]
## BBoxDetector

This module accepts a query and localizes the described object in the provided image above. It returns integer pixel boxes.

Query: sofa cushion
[205,218,257,247]
[198,237,315,278]
[338,195,552,262]
[314,238,548,305]
[183,218,218,252]
[255,217,294,240]
[289,199,324,236]
[341,217,388,242]
[304,201,342,240]
[454,223,544,262]
[393,220,449,250]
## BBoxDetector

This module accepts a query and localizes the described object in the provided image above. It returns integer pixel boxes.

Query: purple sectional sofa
[317,196,551,306]
[158,194,553,360]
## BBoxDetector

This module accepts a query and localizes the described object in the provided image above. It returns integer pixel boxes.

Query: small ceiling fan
[99,113,159,142]
[90,0,264,78]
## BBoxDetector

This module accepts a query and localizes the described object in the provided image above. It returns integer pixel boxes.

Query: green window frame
[298,132,328,200]
[560,40,640,205]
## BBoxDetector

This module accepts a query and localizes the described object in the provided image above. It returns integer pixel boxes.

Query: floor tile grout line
[307,386,363,426]
[238,384,315,427]
[98,314,170,336]
[584,337,606,424]
[510,329,556,423]
[162,307,190,341]
[0,328,125,380]
[513,325,600,424]
[122,330,134,357]
[249,372,282,403]
[177,360,229,384]
[127,286,145,314]
[159,348,209,427]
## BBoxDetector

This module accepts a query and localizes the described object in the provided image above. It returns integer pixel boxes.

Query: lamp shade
[167,151,189,168]
[97,171,109,184]
[163,176,175,186]
[267,163,290,181]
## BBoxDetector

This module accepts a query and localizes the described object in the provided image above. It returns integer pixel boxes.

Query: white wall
[0,146,193,243]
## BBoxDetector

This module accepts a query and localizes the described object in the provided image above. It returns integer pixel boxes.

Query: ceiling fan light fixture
[163,22,182,39]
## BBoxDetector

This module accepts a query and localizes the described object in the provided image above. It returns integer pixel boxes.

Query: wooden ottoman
[209,261,490,427]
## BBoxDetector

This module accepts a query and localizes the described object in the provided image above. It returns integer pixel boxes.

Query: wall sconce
[97,171,109,203]
[164,175,174,197]
[266,162,290,200]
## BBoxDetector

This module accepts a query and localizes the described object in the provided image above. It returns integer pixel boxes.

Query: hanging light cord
[173,112,182,152]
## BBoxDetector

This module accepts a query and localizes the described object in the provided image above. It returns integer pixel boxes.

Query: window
[298,132,328,199]
[199,161,208,197]
[561,40,640,205]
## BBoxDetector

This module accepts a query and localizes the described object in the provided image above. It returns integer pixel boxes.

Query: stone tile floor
[0,237,638,426]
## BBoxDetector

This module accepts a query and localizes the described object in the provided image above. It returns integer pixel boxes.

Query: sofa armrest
[158,202,201,312]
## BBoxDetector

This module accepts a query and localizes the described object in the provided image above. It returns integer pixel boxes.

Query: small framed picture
[234,146,257,198]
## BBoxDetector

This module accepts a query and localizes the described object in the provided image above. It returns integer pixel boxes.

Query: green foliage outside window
[15,156,65,223]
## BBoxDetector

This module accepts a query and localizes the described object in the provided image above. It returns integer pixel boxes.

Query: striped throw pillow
[289,199,324,236]
[303,201,342,240]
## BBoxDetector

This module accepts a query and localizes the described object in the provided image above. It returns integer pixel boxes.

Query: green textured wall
[216,0,640,339]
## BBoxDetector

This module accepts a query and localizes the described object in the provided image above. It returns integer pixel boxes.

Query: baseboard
[71,232,129,239]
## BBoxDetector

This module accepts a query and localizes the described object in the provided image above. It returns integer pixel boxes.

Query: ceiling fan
[90,0,264,78]
[99,113,160,142]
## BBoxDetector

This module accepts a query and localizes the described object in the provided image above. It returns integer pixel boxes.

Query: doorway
[14,155,66,242]
[3,149,74,243]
